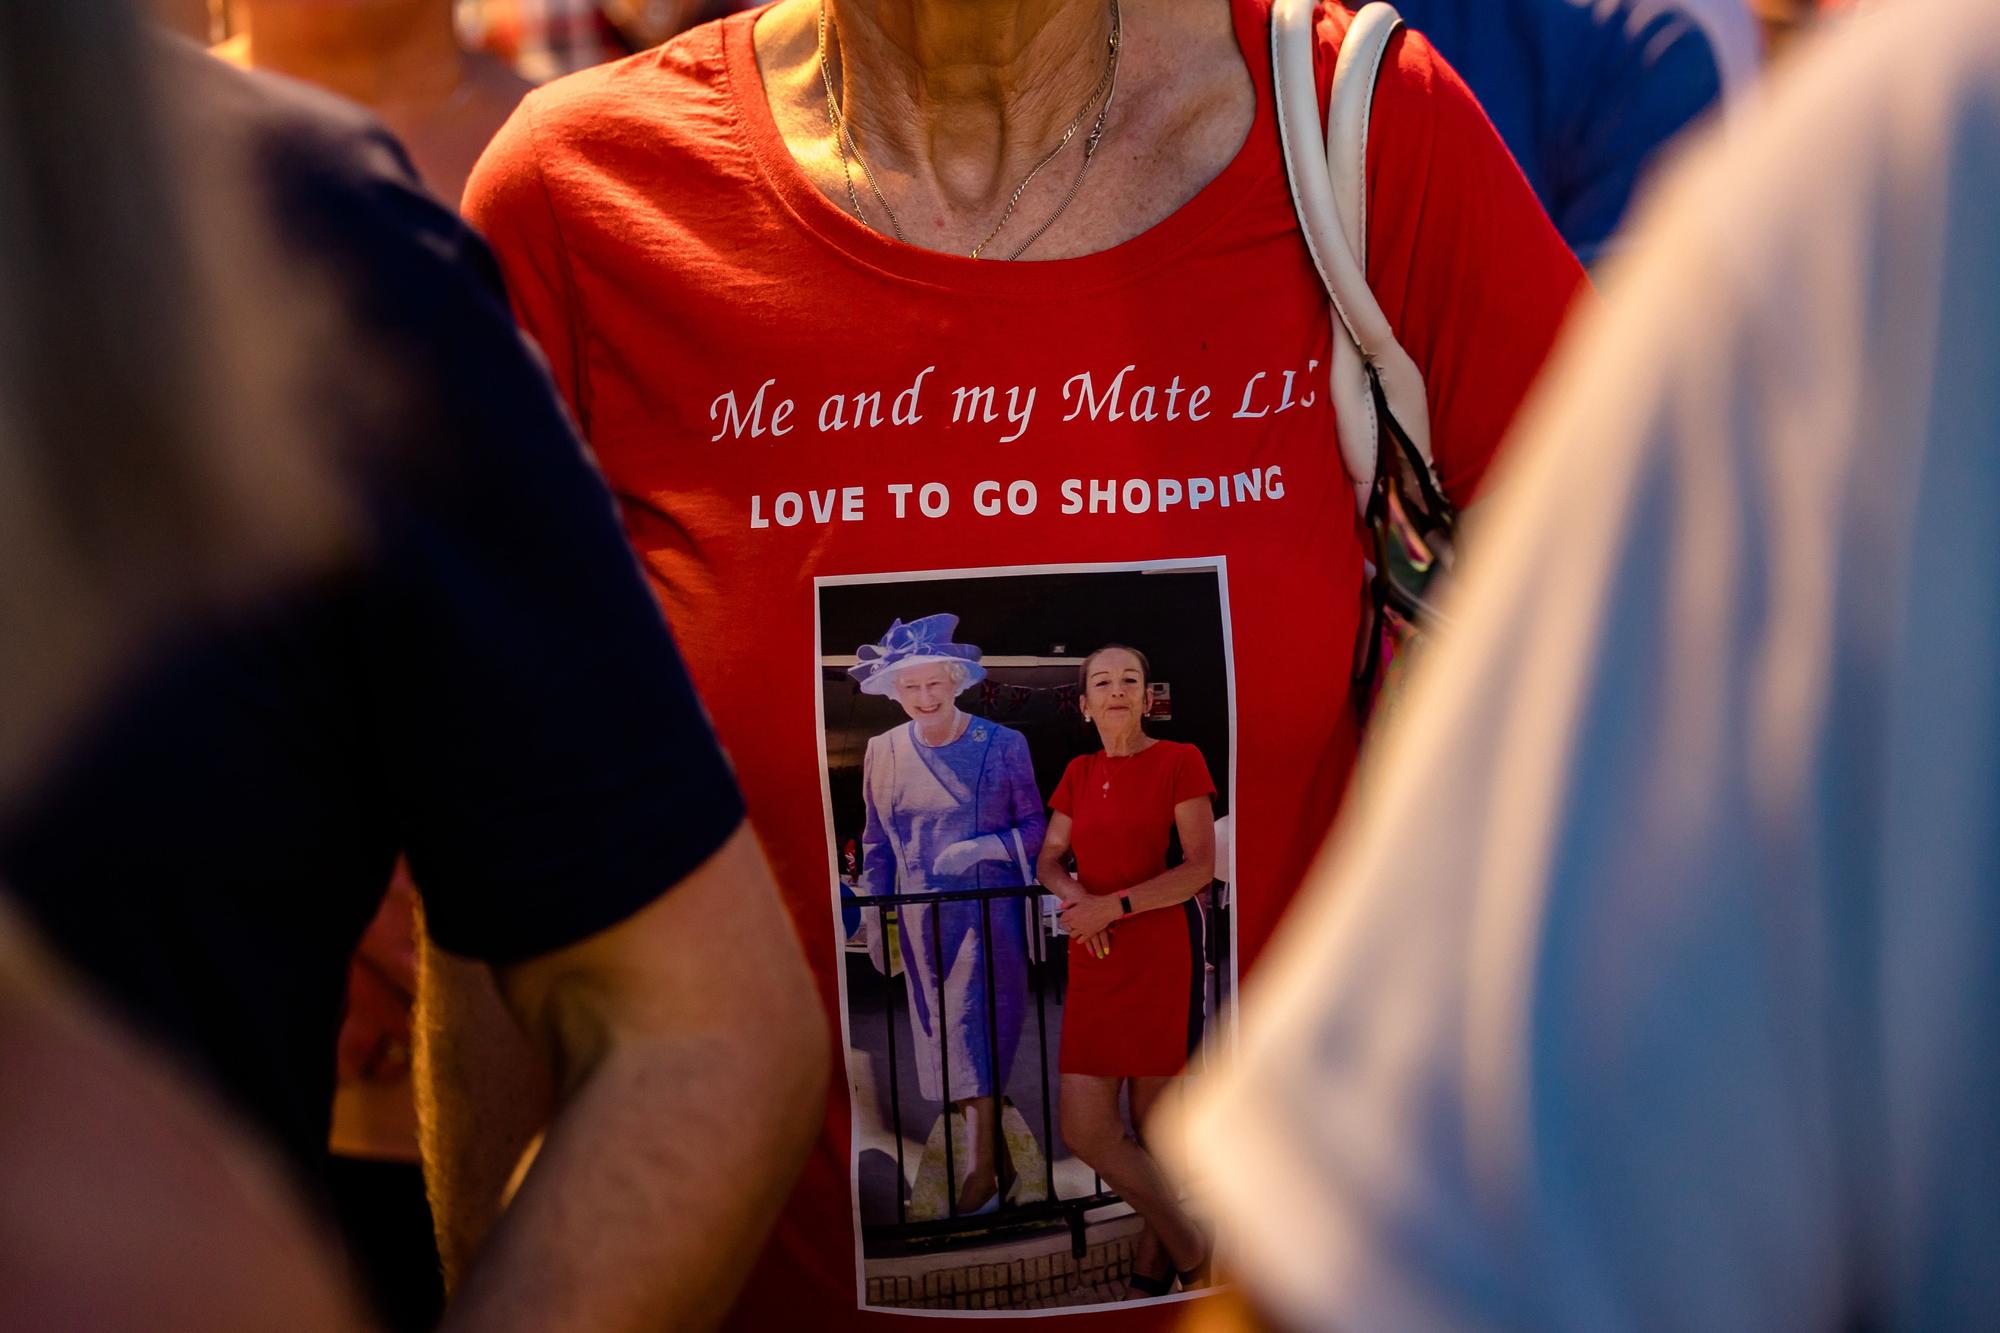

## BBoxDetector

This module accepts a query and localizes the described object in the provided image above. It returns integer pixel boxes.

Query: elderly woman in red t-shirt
[1037,644,1215,1296]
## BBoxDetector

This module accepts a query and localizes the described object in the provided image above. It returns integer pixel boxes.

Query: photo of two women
[817,563,1234,1313]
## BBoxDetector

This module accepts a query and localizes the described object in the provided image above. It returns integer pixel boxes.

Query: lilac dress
[859,718,1045,1102]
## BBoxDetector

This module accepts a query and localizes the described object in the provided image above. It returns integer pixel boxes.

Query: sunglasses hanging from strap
[1271,0,1459,724]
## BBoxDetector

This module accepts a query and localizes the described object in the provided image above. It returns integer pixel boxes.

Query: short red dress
[1051,739,1216,1077]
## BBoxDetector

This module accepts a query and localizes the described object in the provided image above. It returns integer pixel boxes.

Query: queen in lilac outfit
[852,614,1044,1214]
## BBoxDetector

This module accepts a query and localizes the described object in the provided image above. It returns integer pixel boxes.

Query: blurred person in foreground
[215,0,531,201]
[3,12,827,1333]
[1,3,355,1327]
[155,0,217,40]
[0,905,365,1330]
[1174,0,2000,1326]
[1377,0,1762,267]
[209,4,538,1321]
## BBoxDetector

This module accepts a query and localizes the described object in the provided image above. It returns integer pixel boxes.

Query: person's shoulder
[153,36,490,355]
[1153,739,1215,780]
[154,35,482,298]
[153,36,420,197]
[1300,1,1465,146]
[989,722,1032,750]
[511,16,739,158]
[1307,1,1440,81]
[1058,750,1099,777]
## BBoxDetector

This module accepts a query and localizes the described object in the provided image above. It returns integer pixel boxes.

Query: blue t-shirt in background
[1382,0,1753,265]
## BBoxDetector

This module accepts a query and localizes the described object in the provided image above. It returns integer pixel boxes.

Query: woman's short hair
[1078,644,1150,693]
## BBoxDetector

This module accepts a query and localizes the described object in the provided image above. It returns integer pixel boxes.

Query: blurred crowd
[4,0,1991,1331]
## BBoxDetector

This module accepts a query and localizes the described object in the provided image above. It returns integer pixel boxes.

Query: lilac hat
[849,614,986,696]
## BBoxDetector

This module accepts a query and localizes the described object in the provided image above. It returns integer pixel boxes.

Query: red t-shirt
[466,0,1582,1323]
[1051,741,1216,1077]
[1051,741,1217,896]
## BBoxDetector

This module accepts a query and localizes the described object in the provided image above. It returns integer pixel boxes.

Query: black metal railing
[852,882,1228,1259]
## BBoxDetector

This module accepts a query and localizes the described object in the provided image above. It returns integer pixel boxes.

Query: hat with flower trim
[849,614,986,696]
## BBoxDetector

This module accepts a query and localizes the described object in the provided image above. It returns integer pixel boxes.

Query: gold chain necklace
[815,0,1123,261]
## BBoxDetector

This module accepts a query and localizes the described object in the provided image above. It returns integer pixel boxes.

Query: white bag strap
[1271,0,1439,517]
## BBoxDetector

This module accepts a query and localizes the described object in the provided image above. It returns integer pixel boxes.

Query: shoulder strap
[1271,0,1439,515]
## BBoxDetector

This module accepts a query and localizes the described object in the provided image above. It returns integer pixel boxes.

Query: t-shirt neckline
[721,0,1279,296]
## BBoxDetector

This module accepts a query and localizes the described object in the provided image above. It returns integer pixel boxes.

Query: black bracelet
[1120,894,1133,916]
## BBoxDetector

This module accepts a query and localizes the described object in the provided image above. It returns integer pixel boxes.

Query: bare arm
[0,903,364,1331]
[413,935,551,1292]
[1057,797,1215,941]
[1034,810,1086,903]
[1124,796,1217,913]
[421,824,829,1332]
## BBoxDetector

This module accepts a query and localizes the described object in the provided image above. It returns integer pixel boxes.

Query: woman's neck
[1098,725,1151,757]
[822,0,1116,213]
[238,2,463,113]
[914,707,965,747]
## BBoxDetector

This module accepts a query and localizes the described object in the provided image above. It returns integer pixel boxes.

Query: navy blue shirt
[1380,0,1742,264]
[0,45,744,1177]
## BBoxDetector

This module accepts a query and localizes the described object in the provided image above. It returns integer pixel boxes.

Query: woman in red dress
[1036,644,1215,1296]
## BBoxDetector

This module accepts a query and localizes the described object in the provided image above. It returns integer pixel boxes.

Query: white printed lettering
[709,378,790,441]
[999,385,1036,444]
[1062,364,1137,422]
[1233,372,1271,419]
[892,366,935,425]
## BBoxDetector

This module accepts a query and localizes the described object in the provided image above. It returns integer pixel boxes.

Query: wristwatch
[1119,894,1133,916]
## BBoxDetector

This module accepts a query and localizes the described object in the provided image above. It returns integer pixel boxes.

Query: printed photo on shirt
[814,559,1237,1315]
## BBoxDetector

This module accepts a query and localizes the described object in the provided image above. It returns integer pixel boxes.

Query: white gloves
[932,833,1009,878]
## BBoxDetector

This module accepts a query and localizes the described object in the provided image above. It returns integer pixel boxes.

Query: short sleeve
[461,92,590,432]
[1171,744,1217,806]
[336,151,744,964]
[1549,18,1725,264]
[1355,24,1590,506]
[1050,757,1088,817]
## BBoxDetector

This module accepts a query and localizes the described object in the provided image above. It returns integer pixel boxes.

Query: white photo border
[812,556,1239,1318]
